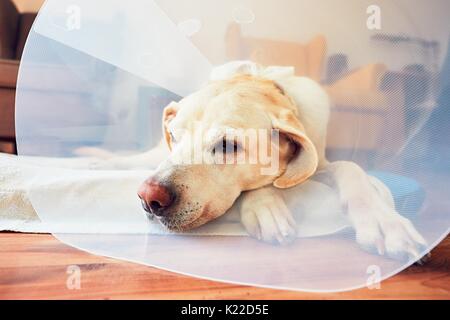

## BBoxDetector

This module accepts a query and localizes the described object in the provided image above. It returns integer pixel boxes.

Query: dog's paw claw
[414,252,432,266]
[240,189,297,245]
[354,211,427,262]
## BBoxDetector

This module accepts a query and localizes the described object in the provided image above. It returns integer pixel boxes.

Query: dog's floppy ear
[271,110,319,189]
[162,102,179,151]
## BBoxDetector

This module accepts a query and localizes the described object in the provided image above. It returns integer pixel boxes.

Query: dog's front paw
[350,200,427,261]
[240,187,297,245]
[73,147,116,159]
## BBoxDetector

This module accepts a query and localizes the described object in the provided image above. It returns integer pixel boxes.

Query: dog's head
[138,75,318,231]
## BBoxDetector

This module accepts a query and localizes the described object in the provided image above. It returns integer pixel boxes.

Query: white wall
[157,0,449,72]
[11,0,450,72]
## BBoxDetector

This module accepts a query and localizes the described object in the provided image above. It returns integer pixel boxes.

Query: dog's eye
[212,138,242,155]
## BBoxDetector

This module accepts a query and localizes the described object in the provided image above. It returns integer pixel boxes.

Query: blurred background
[0,0,446,186]
[1,0,448,171]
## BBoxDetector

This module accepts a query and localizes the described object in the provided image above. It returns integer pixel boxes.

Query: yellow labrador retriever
[83,62,426,260]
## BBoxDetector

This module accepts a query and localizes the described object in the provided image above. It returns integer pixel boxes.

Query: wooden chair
[226,23,326,82]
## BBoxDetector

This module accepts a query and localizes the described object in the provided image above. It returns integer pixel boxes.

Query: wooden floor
[0,232,448,300]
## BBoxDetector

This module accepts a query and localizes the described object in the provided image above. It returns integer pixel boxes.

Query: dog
[81,61,427,261]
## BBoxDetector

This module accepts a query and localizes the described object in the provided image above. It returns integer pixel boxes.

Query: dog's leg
[10,142,168,171]
[239,186,297,245]
[318,161,427,260]
[67,140,169,170]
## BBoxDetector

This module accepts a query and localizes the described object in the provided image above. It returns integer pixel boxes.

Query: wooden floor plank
[0,233,449,299]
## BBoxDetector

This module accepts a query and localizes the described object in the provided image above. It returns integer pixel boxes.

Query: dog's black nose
[138,180,176,217]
